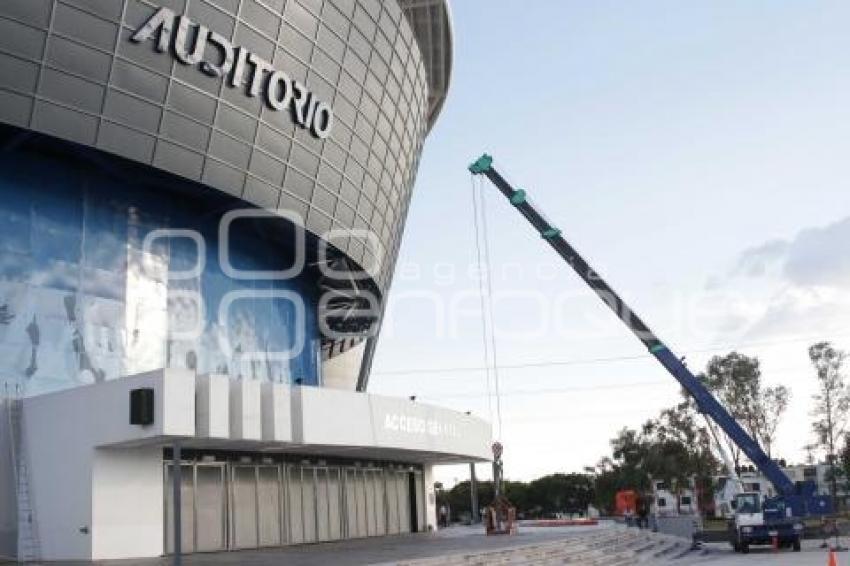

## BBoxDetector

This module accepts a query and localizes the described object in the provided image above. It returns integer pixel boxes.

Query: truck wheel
[741,542,749,554]
[793,539,801,552]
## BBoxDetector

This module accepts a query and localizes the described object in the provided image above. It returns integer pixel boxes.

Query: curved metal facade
[0,0,437,293]
[0,0,453,389]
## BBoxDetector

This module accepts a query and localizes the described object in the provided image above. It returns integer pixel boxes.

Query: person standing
[638,504,648,529]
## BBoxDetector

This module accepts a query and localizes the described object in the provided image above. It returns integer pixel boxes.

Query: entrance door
[326,468,342,540]
[396,472,411,533]
[164,463,195,554]
[372,470,387,536]
[414,471,426,532]
[343,469,357,538]
[315,468,330,542]
[354,470,367,537]
[287,466,304,544]
[230,465,258,549]
[301,468,317,543]
[364,470,377,536]
[195,464,226,552]
[408,472,418,533]
[385,470,399,534]
[257,465,282,547]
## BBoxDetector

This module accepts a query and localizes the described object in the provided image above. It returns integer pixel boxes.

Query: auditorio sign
[132,7,334,139]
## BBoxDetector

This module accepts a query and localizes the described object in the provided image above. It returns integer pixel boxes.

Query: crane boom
[468,154,796,497]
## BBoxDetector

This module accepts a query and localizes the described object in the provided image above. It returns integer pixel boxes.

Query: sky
[368,0,850,486]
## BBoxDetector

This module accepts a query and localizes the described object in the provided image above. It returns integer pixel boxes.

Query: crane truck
[468,154,831,553]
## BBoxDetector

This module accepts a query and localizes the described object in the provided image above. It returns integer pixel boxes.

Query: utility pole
[469,463,480,523]
[492,442,503,498]
[172,441,182,566]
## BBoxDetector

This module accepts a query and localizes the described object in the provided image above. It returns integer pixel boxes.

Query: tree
[591,412,719,514]
[636,408,716,481]
[641,402,719,512]
[441,475,593,521]
[697,352,790,469]
[527,474,594,516]
[809,341,850,506]
[840,436,850,488]
[754,385,790,458]
[590,430,651,514]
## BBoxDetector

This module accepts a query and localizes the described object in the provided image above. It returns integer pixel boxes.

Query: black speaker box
[130,388,155,426]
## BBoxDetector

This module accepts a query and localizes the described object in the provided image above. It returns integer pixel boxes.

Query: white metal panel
[327,468,342,541]
[355,471,368,538]
[293,388,492,462]
[397,472,411,534]
[161,371,197,436]
[302,468,317,543]
[257,466,281,547]
[164,464,194,554]
[344,469,358,538]
[195,374,229,438]
[315,468,330,541]
[385,471,399,535]
[287,467,303,544]
[261,383,292,441]
[230,380,262,440]
[373,471,387,536]
[364,470,377,536]
[194,465,226,551]
[230,466,258,549]
[414,471,426,533]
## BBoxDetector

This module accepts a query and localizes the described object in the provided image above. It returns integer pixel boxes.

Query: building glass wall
[0,148,320,397]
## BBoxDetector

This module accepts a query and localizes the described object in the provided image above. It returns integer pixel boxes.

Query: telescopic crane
[468,154,829,553]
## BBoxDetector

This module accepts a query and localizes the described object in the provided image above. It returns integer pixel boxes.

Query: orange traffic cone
[829,549,838,566]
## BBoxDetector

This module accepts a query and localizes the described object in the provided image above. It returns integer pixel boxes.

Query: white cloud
[734,239,789,278]
[714,216,850,342]
[736,217,850,288]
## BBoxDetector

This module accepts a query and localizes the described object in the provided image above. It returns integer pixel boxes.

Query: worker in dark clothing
[637,505,649,529]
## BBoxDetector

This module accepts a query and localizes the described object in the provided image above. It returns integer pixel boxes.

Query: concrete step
[391,527,691,566]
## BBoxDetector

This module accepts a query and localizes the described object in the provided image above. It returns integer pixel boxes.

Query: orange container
[615,490,637,517]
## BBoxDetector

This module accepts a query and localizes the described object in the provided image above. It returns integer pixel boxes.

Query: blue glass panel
[0,174,31,256]
[0,146,321,396]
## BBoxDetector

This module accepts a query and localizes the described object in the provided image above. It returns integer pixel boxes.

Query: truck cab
[728,492,802,553]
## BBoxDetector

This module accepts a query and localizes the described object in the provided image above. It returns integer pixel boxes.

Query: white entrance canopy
[13,370,491,560]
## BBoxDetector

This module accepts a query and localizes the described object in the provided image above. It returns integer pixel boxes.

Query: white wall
[196,374,229,438]
[295,387,492,460]
[21,369,193,560]
[261,383,292,441]
[16,372,489,560]
[423,464,437,531]
[0,401,17,559]
[24,392,94,560]
[91,446,163,560]
[230,380,261,440]
[321,342,365,390]
[294,387,372,446]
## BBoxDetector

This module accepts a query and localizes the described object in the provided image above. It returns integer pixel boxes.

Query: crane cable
[471,173,504,439]
[470,174,494,426]
[480,177,505,439]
